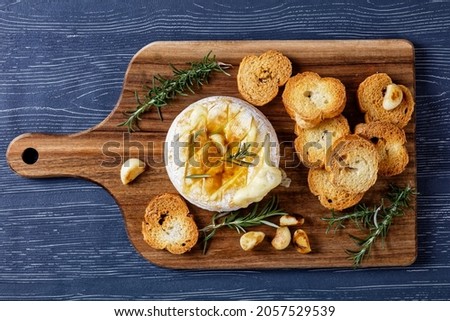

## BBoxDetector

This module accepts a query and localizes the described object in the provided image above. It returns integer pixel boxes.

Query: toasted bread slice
[237,50,292,106]
[329,135,379,194]
[285,103,321,129]
[282,72,346,128]
[355,121,409,176]
[294,115,350,168]
[308,168,364,211]
[357,73,415,128]
[142,193,198,254]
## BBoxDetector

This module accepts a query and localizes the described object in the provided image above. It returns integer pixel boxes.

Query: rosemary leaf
[225,142,257,167]
[322,184,416,267]
[119,52,231,132]
[185,174,212,179]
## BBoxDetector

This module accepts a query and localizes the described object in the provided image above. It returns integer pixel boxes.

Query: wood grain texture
[6,40,416,269]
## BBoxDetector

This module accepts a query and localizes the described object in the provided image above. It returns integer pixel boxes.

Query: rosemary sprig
[185,174,212,179]
[199,196,287,254]
[225,142,257,167]
[119,52,231,132]
[323,204,376,234]
[322,184,415,267]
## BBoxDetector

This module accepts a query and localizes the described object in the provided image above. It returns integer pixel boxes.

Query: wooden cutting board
[6,40,416,269]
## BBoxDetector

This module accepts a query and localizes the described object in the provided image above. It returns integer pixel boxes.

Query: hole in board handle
[22,147,39,165]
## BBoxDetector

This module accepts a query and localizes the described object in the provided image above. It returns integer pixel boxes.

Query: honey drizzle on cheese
[166,96,283,211]
[183,101,263,201]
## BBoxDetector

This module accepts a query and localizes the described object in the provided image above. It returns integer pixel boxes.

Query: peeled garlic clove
[383,84,403,110]
[240,231,265,251]
[280,214,303,226]
[292,229,312,254]
[120,158,146,185]
[271,226,291,250]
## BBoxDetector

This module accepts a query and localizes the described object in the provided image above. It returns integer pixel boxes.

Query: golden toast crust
[283,71,346,128]
[237,50,292,106]
[355,121,409,176]
[357,73,414,128]
[142,193,198,255]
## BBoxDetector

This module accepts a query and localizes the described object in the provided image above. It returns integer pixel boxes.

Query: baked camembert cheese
[165,96,282,212]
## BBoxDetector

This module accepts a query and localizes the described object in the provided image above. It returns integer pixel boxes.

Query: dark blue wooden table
[1,0,449,300]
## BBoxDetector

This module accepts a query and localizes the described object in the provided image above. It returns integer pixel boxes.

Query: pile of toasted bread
[237,50,414,211]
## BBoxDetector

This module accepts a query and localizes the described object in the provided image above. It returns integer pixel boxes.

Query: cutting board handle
[6,132,108,181]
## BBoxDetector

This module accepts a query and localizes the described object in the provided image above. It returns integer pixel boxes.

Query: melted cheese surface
[165,96,281,211]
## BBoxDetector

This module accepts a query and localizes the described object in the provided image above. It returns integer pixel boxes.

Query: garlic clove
[280,214,302,226]
[240,231,265,251]
[120,158,146,185]
[271,226,291,250]
[292,229,312,254]
[383,84,403,110]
